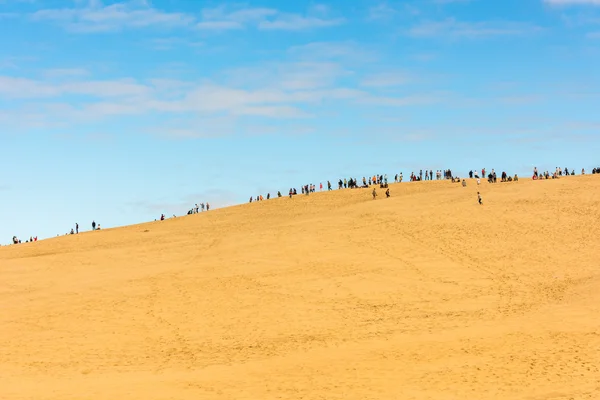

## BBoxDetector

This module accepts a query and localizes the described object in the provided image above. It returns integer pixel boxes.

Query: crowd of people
[246,165,597,207]
[9,221,102,245]
[6,165,598,246]
[185,202,210,215]
[532,166,599,179]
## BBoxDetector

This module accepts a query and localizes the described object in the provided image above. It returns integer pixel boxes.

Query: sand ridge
[1,176,600,399]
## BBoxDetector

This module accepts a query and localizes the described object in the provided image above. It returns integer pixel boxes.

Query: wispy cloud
[433,0,473,4]
[360,71,413,87]
[196,6,276,30]
[0,76,150,98]
[258,14,344,30]
[0,12,19,19]
[197,5,344,31]
[27,2,344,33]
[31,1,195,33]
[367,2,421,22]
[543,0,600,6]
[0,65,445,137]
[368,3,398,21]
[221,61,349,90]
[149,37,203,50]
[42,68,90,78]
[409,19,542,38]
[287,41,377,64]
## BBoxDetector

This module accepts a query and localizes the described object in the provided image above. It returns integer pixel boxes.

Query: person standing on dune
[372,188,377,200]
[92,220,96,230]
[75,223,79,234]
[478,192,483,205]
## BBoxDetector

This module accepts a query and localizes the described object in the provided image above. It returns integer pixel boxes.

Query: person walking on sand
[92,220,96,230]
[477,192,482,205]
[385,188,390,198]
[372,187,377,200]
[75,223,79,234]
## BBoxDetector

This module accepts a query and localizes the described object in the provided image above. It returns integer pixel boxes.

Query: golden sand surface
[1,176,599,400]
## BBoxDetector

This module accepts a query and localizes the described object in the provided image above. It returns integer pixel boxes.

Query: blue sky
[1,0,599,241]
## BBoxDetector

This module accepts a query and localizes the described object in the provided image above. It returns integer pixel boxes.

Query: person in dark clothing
[385,188,390,198]
[92,220,96,230]
[478,192,482,205]
[430,170,433,180]
[75,223,79,234]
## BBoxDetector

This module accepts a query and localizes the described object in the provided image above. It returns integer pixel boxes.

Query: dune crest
[1,176,600,400]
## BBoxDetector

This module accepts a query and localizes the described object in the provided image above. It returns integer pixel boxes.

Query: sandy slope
[1,176,599,400]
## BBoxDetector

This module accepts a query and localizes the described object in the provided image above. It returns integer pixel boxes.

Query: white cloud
[0,42,447,138]
[367,2,419,21]
[221,62,349,90]
[367,3,398,21]
[286,41,378,64]
[361,71,412,87]
[31,1,194,32]
[0,76,150,98]
[149,37,203,50]
[544,0,600,5]
[358,93,446,107]
[258,14,344,30]
[28,2,345,33]
[42,68,90,78]
[0,70,445,136]
[409,19,542,38]
[196,6,276,30]
[196,5,343,31]
[196,20,242,30]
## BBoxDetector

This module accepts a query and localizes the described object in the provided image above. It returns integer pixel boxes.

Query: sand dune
[1,176,600,400]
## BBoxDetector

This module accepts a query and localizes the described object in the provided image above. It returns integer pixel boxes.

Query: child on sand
[477,192,482,205]
[385,188,390,198]
[372,188,377,199]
